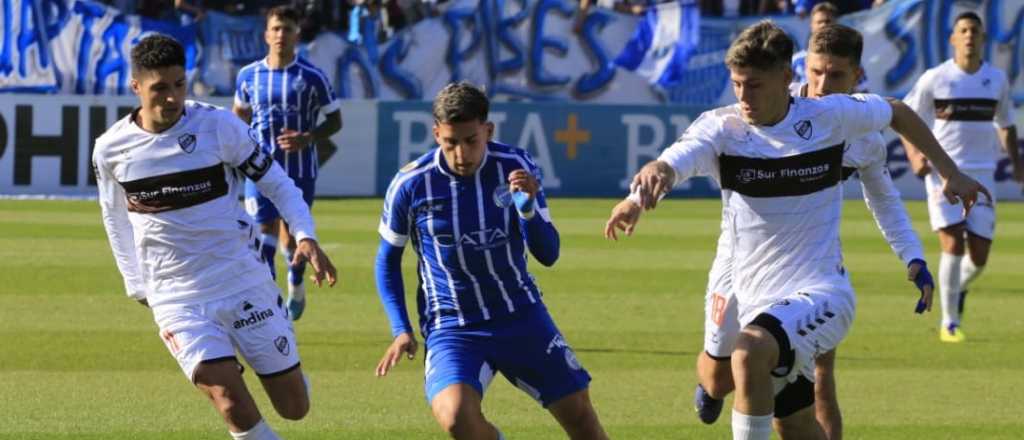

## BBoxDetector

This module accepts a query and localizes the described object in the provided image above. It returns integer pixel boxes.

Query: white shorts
[151,281,300,381]
[743,288,855,389]
[925,170,996,239]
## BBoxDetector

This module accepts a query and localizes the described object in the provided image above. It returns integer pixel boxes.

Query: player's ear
[432,123,441,144]
[484,121,494,141]
[130,77,141,96]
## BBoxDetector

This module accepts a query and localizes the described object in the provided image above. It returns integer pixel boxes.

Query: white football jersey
[661,94,893,321]
[903,59,1016,171]
[93,100,317,307]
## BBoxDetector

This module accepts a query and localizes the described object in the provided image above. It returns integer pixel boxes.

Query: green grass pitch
[1,198,1022,439]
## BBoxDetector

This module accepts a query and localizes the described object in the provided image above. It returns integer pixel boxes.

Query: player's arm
[222,116,337,286]
[629,112,719,210]
[375,178,418,377]
[509,168,559,267]
[857,155,933,312]
[278,73,343,151]
[998,125,1020,182]
[232,72,253,124]
[232,103,252,125]
[93,154,148,306]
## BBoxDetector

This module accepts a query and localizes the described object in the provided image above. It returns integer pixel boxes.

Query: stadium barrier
[1,95,1021,200]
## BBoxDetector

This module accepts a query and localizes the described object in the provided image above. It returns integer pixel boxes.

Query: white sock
[959,257,985,289]
[939,253,963,328]
[732,409,772,440]
[229,420,280,440]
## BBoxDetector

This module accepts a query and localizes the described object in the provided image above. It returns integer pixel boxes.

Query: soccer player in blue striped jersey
[374,82,609,440]
[233,6,342,321]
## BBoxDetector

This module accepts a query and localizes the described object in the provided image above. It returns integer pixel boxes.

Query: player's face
[810,11,835,34]
[950,18,984,60]
[265,15,299,56]
[730,64,792,125]
[805,52,862,97]
[130,66,187,129]
[434,119,494,176]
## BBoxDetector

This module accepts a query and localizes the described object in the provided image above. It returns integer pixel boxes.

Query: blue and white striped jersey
[234,56,339,180]
[379,142,554,334]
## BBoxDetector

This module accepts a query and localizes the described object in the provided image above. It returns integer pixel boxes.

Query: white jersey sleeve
[995,71,1016,129]
[657,111,721,187]
[850,134,925,265]
[903,71,936,125]
[828,93,893,141]
[92,148,147,301]
[217,113,318,242]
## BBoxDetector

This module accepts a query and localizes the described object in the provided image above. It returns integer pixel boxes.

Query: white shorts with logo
[925,170,996,239]
[742,287,855,389]
[151,281,300,381]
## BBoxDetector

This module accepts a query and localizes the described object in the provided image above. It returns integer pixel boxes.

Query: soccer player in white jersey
[901,12,1020,343]
[672,24,934,439]
[605,21,988,440]
[234,6,343,321]
[94,35,338,440]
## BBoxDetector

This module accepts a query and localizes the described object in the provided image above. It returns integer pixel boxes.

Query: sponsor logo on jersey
[934,98,998,121]
[435,227,510,250]
[177,133,196,153]
[274,336,290,356]
[720,143,844,197]
[120,164,229,213]
[793,120,813,140]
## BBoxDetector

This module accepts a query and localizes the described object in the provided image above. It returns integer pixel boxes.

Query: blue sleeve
[234,68,251,108]
[375,239,414,337]
[520,189,559,267]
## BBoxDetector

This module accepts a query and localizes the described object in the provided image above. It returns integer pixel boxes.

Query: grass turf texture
[1,198,1022,439]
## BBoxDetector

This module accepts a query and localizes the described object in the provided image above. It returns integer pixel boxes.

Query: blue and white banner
[614,0,700,90]
[196,11,265,96]
[1,0,199,95]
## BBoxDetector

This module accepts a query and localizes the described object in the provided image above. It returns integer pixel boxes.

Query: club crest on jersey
[247,127,261,147]
[493,184,513,208]
[793,120,812,140]
[290,76,307,94]
[982,78,991,87]
[274,336,290,356]
[177,134,197,153]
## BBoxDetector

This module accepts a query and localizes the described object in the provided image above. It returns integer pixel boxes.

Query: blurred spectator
[793,0,871,17]
[791,2,837,84]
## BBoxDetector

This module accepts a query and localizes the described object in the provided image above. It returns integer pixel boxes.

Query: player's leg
[774,404,826,440]
[959,188,996,320]
[927,172,969,342]
[424,330,504,439]
[245,180,282,281]
[283,177,316,320]
[547,389,609,440]
[430,384,501,439]
[493,305,605,439]
[229,282,309,420]
[193,359,280,439]
[937,224,967,341]
[731,322,780,440]
[813,350,841,440]
[695,290,739,424]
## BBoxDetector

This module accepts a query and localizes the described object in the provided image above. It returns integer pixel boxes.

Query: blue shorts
[244,177,316,225]
[423,304,591,408]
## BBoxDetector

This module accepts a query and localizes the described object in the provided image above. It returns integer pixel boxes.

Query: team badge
[564,348,582,370]
[177,133,196,153]
[274,336,290,356]
[793,120,812,140]
[493,184,513,208]
[290,76,307,94]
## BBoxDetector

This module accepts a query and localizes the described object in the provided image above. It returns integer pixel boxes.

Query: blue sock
[285,249,306,287]
[260,234,278,280]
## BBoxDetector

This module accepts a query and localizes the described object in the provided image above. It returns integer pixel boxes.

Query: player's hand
[941,172,992,214]
[632,161,675,210]
[909,156,932,178]
[508,169,540,199]
[604,199,642,241]
[293,238,338,287]
[276,129,312,152]
[907,259,933,314]
[376,332,418,377]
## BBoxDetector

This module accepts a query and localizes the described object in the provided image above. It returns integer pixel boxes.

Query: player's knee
[733,326,779,372]
[275,395,309,420]
[206,388,259,429]
[432,402,483,437]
